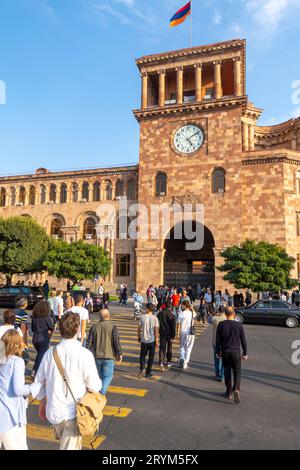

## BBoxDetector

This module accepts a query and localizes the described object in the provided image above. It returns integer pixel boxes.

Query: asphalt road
[1,305,300,450]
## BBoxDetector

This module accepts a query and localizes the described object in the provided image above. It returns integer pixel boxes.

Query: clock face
[173,124,204,155]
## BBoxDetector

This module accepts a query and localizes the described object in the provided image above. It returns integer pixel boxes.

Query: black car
[0,286,46,309]
[69,290,102,312]
[235,300,300,328]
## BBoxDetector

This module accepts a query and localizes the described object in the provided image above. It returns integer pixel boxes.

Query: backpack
[53,347,106,437]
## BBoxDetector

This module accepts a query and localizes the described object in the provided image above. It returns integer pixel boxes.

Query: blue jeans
[213,344,224,379]
[95,359,115,395]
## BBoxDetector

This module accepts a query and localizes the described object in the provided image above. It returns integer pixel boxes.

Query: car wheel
[235,313,244,324]
[285,316,298,329]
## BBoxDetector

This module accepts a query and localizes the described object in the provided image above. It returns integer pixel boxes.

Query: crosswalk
[25,305,207,450]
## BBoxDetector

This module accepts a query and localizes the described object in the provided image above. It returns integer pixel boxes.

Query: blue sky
[0,0,300,175]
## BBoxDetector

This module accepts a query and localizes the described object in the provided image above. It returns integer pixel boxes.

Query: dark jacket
[86,320,122,360]
[157,308,176,339]
[31,316,54,344]
[216,320,247,356]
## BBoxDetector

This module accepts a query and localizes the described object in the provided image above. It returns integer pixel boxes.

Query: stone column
[249,125,255,151]
[158,70,166,108]
[141,73,148,110]
[194,64,202,102]
[176,66,183,105]
[214,61,222,100]
[242,122,249,151]
[234,57,242,96]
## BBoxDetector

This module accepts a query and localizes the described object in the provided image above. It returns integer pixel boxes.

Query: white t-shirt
[0,325,23,340]
[69,306,89,339]
[52,296,64,318]
[177,309,196,335]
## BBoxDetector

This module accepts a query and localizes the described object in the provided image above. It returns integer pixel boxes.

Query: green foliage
[43,240,111,282]
[218,240,298,292]
[0,217,51,281]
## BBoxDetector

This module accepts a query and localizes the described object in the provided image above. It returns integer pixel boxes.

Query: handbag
[190,310,196,336]
[53,347,107,438]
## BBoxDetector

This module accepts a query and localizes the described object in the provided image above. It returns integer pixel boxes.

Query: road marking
[27,424,106,449]
[116,361,161,371]
[108,385,148,397]
[29,401,132,418]
[121,373,162,382]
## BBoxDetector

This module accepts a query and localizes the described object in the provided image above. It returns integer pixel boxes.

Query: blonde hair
[1,330,25,357]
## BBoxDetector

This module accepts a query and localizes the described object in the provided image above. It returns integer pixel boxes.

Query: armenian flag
[170,1,191,27]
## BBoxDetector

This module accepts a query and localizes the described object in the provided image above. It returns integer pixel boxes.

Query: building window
[51,218,63,238]
[60,184,67,204]
[49,184,57,203]
[93,182,101,202]
[0,188,6,207]
[297,212,300,236]
[116,180,124,198]
[155,172,167,197]
[29,186,36,205]
[127,180,136,200]
[212,168,226,193]
[106,181,113,201]
[72,183,78,202]
[83,217,96,240]
[40,185,46,204]
[10,188,16,206]
[116,254,131,277]
[82,182,89,201]
[19,187,26,205]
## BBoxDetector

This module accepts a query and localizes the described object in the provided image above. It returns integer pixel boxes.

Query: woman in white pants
[0,330,40,450]
[176,301,196,370]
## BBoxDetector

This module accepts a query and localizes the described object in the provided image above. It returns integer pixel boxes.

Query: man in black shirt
[157,301,176,370]
[216,307,248,404]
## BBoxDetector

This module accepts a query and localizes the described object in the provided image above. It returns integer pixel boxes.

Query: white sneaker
[183,362,188,370]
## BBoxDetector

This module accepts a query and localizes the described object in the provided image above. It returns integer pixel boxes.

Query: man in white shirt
[176,301,196,370]
[52,291,64,322]
[68,295,89,345]
[35,313,101,451]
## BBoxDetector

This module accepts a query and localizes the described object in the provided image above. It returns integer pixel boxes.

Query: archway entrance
[164,222,215,289]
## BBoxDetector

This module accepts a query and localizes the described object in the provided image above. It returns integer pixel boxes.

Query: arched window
[72,183,78,202]
[82,182,89,201]
[19,187,26,205]
[60,184,67,204]
[93,182,101,202]
[105,181,113,201]
[29,186,36,205]
[10,188,16,206]
[212,168,226,193]
[0,188,6,207]
[83,218,96,240]
[51,218,63,238]
[155,172,167,197]
[50,184,57,203]
[127,180,136,200]
[40,185,46,205]
[116,180,124,198]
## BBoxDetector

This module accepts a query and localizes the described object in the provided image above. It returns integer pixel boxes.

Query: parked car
[0,285,46,309]
[69,290,102,312]
[235,299,300,328]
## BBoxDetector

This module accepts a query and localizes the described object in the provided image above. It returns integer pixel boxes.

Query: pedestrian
[245,289,252,306]
[0,310,23,339]
[121,285,128,305]
[0,331,40,450]
[102,291,110,309]
[146,285,155,304]
[212,306,226,382]
[197,299,208,326]
[15,298,29,346]
[52,290,64,323]
[156,285,167,310]
[84,292,94,319]
[187,286,195,304]
[67,280,71,292]
[43,280,50,298]
[35,313,101,451]
[196,283,202,300]
[65,291,75,311]
[68,295,89,346]
[180,289,191,305]
[138,303,159,379]
[86,309,122,395]
[233,291,241,308]
[204,288,214,315]
[216,307,248,404]
[31,301,55,378]
[157,301,176,370]
[171,288,181,318]
[48,291,57,325]
[176,301,196,370]
[294,290,300,307]
[72,282,80,291]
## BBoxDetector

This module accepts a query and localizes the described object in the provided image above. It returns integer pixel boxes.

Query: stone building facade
[1,38,300,292]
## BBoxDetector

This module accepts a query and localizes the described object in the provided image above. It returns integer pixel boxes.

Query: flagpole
[190,0,193,47]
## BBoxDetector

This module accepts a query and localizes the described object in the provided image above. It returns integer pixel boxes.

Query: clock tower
[133,39,259,292]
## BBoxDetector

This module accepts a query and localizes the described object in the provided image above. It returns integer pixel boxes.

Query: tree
[0,216,51,285]
[43,240,111,282]
[218,240,298,293]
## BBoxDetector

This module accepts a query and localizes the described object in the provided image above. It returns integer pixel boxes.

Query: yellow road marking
[29,401,132,418]
[27,424,106,449]
[108,385,148,397]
